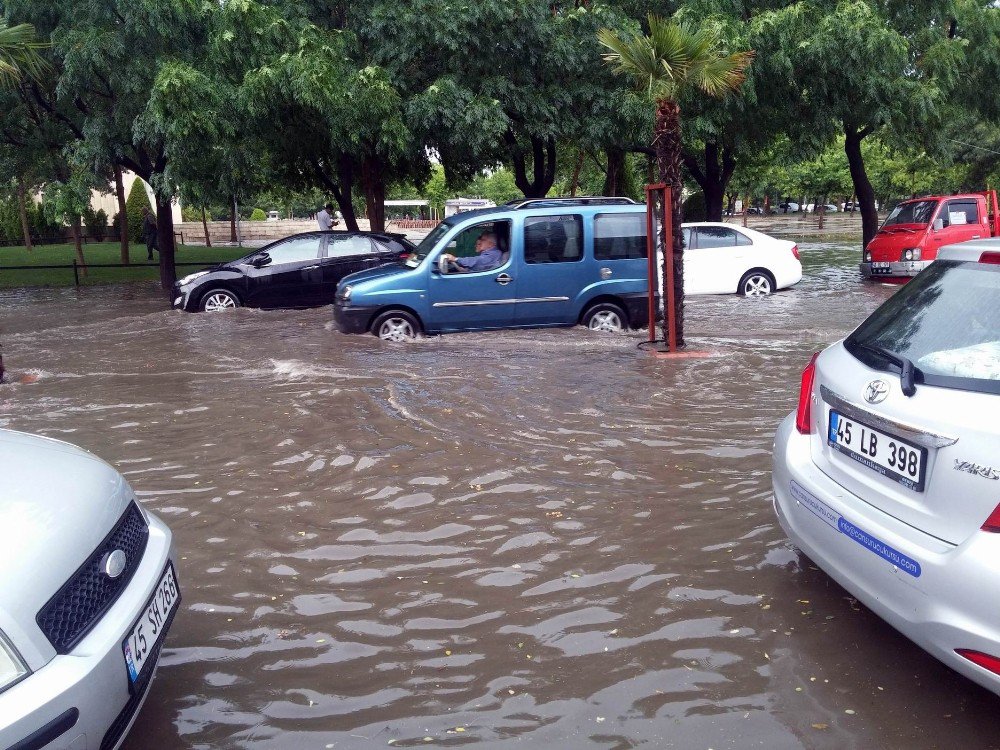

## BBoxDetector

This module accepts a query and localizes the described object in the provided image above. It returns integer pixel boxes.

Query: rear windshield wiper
[856,341,917,397]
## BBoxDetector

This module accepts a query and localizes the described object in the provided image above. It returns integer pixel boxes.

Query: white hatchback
[772,241,1000,694]
[681,223,802,296]
[0,430,179,750]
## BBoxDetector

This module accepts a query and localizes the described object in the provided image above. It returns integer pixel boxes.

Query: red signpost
[645,184,676,352]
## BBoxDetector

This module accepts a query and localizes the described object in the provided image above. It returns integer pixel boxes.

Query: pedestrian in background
[141,207,158,261]
[317,203,335,231]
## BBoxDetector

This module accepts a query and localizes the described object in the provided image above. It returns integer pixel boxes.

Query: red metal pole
[663,187,676,352]
[644,185,659,343]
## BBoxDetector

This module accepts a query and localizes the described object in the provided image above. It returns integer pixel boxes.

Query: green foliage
[249,207,266,221]
[682,191,707,221]
[82,206,108,241]
[125,181,153,243]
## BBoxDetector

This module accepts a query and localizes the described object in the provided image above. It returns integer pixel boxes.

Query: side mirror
[932,218,944,231]
[251,254,270,269]
[437,255,450,275]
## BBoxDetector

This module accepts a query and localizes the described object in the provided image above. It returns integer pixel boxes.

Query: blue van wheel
[372,310,420,342]
[583,302,627,333]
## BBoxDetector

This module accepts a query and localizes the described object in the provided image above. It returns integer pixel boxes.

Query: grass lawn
[0,242,247,288]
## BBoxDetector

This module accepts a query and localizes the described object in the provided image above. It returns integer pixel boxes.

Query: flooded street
[3,243,998,749]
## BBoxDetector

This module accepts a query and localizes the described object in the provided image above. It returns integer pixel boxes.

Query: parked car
[776,202,800,213]
[806,203,838,213]
[173,231,416,312]
[334,198,655,341]
[0,429,179,748]
[681,223,802,297]
[772,241,1000,695]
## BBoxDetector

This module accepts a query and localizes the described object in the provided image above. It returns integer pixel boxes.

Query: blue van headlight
[338,285,352,302]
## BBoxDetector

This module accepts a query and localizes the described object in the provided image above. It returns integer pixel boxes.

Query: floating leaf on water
[844,709,856,715]
[811,723,829,730]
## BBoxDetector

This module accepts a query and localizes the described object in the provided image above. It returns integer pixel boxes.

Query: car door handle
[495,273,513,285]
[302,264,320,270]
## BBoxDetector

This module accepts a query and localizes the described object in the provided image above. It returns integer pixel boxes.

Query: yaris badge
[102,549,128,579]
[864,379,890,404]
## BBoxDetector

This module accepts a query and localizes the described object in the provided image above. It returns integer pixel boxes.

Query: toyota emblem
[864,379,890,404]
[102,549,128,579]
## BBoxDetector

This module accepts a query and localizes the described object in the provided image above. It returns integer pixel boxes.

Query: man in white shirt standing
[317,202,335,231]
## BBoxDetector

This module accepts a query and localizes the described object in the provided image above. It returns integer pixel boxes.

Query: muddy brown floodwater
[2,243,999,750]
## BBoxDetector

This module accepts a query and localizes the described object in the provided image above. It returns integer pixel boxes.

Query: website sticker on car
[828,410,927,492]
[790,481,921,577]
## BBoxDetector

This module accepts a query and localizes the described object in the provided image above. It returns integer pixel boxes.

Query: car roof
[938,237,1000,261]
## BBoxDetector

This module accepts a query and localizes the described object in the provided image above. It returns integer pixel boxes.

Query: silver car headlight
[339,285,352,302]
[0,631,29,694]
[178,270,209,286]
[902,248,921,261]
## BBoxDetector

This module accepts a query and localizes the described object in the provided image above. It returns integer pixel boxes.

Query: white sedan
[681,223,802,296]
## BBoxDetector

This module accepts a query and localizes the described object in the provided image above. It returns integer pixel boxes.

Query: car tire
[372,310,420,342]
[199,289,241,312]
[582,302,628,333]
[738,271,774,297]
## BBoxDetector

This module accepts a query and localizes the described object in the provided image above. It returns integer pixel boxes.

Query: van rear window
[524,215,583,263]
[594,213,647,260]
[846,261,1000,393]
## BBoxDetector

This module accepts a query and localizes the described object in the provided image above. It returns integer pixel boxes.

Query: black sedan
[172,231,416,312]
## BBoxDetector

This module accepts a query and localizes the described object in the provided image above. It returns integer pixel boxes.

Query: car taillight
[981,503,1000,532]
[796,353,820,434]
[979,252,1000,265]
[791,244,800,260]
[957,649,1000,675]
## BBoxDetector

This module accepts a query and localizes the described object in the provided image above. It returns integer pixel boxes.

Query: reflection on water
[2,244,996,749]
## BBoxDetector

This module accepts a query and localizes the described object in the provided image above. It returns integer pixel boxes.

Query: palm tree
[598,16,752,347]
[0,22,50,89]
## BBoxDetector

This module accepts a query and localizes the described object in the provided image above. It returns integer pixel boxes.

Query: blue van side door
[513,214,585,326]
[426,220,516,331]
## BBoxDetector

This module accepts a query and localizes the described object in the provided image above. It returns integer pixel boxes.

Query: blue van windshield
[405,222,452,267]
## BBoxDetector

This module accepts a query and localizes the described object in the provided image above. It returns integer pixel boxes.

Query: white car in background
[681,222,802,296]
[772,241,1000,694]
[0,430,179,750]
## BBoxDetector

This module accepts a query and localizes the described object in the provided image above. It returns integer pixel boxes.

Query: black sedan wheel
[199,289,241,312]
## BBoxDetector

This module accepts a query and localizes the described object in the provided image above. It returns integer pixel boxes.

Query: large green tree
[599,15,752,348]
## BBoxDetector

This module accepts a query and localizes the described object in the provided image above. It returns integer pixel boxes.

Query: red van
[860,191,999,282]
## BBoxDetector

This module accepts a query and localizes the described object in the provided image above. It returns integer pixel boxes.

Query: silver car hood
[0,429,132,662]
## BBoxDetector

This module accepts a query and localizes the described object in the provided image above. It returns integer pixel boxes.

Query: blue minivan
[333,198,655,341]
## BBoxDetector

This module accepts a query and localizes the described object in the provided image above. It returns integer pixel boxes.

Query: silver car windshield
[846,261,1000,393]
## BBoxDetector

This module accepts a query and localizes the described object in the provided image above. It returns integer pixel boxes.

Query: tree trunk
[682,142,735,223]
[603,147,626,196]
[844,127,879,250]
[507,133,557,199]
[653,98,685,348]
[743,194,750,227]
[114,164,129,264]
[570,150,584,197]
[16,177,32,252]
[818,198,826,230]
[764,195,771,215]
[361,154,386,233]
[71,217,87,276]
[155,196,176,291]
[230,195,237,243]
[201,206,211,247]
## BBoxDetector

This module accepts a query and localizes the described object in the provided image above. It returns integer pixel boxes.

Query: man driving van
[443,232,502,272]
